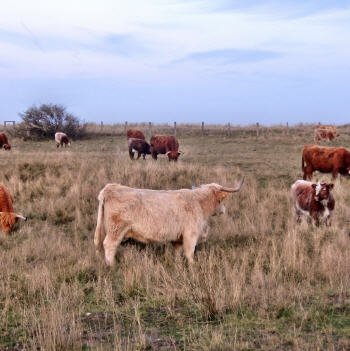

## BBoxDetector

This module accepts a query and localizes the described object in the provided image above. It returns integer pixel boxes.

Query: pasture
[1,126,350,350]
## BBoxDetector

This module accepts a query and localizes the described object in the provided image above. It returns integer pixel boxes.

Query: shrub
[19,104,85,139]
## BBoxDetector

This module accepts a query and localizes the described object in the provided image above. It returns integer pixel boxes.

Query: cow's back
[0,185,14,212]
[303,145,345,171]
[126,129,145,140]
[150,135,179,152]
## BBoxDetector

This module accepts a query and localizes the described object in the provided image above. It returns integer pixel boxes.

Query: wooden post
[124,121,128,132]
[201,121,204,136]
[227,122,231,137]
[174,121,177,137]
[286,122,289,136]
[148,122,152,137]
[256,122,259,137]
[100,121,103,132]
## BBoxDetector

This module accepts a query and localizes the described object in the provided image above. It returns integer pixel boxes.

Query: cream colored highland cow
[94,179,244,266]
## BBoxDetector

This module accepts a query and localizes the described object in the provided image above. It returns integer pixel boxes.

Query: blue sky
[0,0,350,125]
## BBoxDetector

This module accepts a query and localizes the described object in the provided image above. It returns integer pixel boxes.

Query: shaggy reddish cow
[150,135,182,161]
[0,184,26,234]
[291,180,334,226]
[302,145,350,180]
[0,133,11,150]
[128,138,151,160]
[126,129,145,140]
[314,126,339,144]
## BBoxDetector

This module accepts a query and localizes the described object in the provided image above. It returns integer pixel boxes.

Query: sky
[0,0,350,126]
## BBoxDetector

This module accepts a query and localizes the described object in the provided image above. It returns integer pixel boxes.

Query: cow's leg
[332,169,339,180]
[183,232,198,264]
[152,152,158,160]
[136,151,141,160]
[142,153,146,160]
[103,224,130,266]
[325,214,332,226]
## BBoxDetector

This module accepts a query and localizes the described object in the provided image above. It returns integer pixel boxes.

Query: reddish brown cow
[126,129,145,140]
[0,133,11,150]
[314,127,338,144]
[302,145,350,180]
[150,135,182,161]
[291,180,334,226]
[0,184,26,234]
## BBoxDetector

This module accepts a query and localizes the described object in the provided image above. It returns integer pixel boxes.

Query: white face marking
[219,204,226,215]
[315,182,322,196]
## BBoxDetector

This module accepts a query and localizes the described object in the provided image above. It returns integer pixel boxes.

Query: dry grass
[0,127,350,350]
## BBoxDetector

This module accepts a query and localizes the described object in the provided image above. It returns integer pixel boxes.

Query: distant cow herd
[0,124,348,266]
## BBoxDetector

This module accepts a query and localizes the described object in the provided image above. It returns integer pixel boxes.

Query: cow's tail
[301,154,304,172]
[94,189,106,255]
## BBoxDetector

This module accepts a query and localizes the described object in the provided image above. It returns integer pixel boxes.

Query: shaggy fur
[126,129,145,140]
[0,185,17,233]
[0,133,11,150]
[94,180,244,266]
[128,138,151,160]
[150,135,182,161]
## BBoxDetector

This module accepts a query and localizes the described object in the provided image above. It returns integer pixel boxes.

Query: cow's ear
[218,191,229,200]
[328,183,334,190]
[312,184,317,190]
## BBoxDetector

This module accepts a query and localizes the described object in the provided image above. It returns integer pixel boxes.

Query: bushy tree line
[19,104,85,139]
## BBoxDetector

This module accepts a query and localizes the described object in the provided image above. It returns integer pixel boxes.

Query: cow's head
[0,212,26,234]
[3,144,11,150]
[166,151,183,162]
[312,182,334,202]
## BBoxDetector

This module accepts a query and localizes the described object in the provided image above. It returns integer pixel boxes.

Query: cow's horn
[178,151,184,154]
[220,177,245,192]
[0,212,27,220]
[15,214,27,221]
[165,151,171,155]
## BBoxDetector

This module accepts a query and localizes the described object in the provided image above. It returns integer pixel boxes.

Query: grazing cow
[150,135,182,161]
[126,129,145,140]
[302,145,350,180]
[55,132,71,148]
[0,184,26,234]
[314,125,339,144]
[291,180,334,226]
[94,178,244,266]
[0,133,11,150]
[128,138,151,160]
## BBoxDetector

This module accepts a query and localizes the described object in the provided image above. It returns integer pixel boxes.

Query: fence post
[148,122,152,138]
[100,121,103,132]
[201,121,204,136]
[286,122,289,136]
[174,121,177,137]
[256,122,259,137]
[227,122,231,137]
[124,121,128,132]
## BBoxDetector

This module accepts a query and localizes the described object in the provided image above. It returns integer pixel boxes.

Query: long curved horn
[178,151,184,155]
[0,212,27,220]
[165,151,171,155]
[220,177,245,192]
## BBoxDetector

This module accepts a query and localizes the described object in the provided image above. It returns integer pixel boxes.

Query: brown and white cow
[314,125,339,144]
[302,145,350,180]
[291,180,334,226]
[55,132,71,148]
[94,178,244,266]
[126,129,145,140]
[150,135,182,161]
[0,184,26,234]
[0,133,11,150]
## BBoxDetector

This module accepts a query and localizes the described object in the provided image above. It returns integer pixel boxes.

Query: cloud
[172,49,281,65]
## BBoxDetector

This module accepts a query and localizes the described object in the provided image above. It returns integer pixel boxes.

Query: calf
[128,138,151,160]
[291,180,334,226]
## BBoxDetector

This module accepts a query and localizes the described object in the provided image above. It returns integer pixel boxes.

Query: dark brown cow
[302,145,350,180]
[128,138,151,160]
[0,133,11,150]
[291,180,334,226]
[126,129,145,140]
[0,184,26,234]
[150,135,182,161]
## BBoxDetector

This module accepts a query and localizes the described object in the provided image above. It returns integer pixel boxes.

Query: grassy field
[1,127,350,350]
